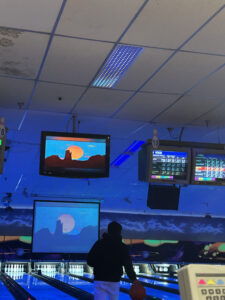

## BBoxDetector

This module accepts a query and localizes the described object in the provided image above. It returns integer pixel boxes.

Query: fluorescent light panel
[92,45,143,88]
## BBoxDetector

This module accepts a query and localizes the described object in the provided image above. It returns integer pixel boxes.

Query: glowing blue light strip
[113,154,130,167]
[129,141,145,153]
[93,45,143,88]
[111,140,145,167]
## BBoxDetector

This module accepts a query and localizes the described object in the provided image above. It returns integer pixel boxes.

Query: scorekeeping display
[193,150,225,184]
[151,149,189,181]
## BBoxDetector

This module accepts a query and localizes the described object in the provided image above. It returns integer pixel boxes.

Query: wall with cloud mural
[0,208,225,241]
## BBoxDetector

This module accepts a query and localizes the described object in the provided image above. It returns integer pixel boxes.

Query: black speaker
[147,184,180,210]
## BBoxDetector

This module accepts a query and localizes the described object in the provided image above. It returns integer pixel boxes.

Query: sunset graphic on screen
[44,136,107,173]
[67,146,84,160]
[58,214,75,233]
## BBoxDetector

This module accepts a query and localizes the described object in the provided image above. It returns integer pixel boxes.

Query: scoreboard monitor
[192,148,225,185]
[149,146,191,184]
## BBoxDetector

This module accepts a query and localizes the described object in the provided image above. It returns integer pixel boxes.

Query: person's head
[107,221,122,237]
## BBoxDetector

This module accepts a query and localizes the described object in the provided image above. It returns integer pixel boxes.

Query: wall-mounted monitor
[148,146,191,184]
[32,200,100,254]
[192,148,225,186]
[40,131,110,178]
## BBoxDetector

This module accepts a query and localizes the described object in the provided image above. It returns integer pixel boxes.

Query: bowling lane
[121,281,180,300]
[10,273,77,300]
[134,275,179,290]
[82,273,180,300]
[145,274,178,283]
[0,279,15,300]
[54,273,131,300]
[55,273,94,294]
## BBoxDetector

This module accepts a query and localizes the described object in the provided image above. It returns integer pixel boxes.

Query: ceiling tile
[56,0,144,41]
[0,29,49,78]
[183,8,225,54]
[75,88,132,117]
[0,0,62,32]
[100,118,145,139]
[30,82,85,113]
[188,66,225,99]
[116,47,172,90]
[122,0,225,48]
[70,115,143,139]
[142,52,225,94]
[115,92,178,122]
[0,77,34,109]
[191,101,225,127]
[155,95,222,125]
[40,36,113,85]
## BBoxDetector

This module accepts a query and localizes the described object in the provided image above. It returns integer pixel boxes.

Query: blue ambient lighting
[111,140,145,167]
[92,45,144,88]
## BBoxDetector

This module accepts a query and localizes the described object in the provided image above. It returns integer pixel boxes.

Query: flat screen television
[32,200,100,254]
[40,131,110,178]
[191,148,225,186]
[148,146,191,184]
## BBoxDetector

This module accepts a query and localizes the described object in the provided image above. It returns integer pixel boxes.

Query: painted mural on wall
[0,236,224,263]
[0,209,225,242]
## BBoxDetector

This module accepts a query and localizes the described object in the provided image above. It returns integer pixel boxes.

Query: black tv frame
[39,131,110,178]
[191,148,225,186]
[31,200,100,255]
[147,145,191,185]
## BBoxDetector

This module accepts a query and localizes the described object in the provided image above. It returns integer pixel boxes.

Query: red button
[198,279,206,285]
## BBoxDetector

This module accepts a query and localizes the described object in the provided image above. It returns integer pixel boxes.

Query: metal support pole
[72,115,76,133]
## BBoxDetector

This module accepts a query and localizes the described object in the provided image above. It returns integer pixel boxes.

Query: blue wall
[0,208,225,242]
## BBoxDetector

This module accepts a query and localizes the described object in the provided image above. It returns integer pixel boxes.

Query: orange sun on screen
[67,146,84,160]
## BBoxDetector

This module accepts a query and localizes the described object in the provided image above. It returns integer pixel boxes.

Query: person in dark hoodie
[87,221,141,300]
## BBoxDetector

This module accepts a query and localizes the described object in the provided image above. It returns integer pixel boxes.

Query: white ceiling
[0,0,225,129]
[1,0,225,214]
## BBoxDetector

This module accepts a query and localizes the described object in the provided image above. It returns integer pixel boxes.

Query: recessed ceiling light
[92,45,143,88]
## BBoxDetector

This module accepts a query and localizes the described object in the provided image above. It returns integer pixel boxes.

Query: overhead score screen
[193,149,225,185]
[151,149,189,182]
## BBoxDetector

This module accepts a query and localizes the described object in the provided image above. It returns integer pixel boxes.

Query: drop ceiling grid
[39,36,114,86]
[154,95,223,125]
[188,66,225,99]
[183,7,225,55]
[116,47,172,91]
[0,0,63,32]
[121,0,225,48]
[0,30,50,79]
[75,88,133,118]
[191,102,225,127]
[56,0,146,42]
[100,118,145,139]
[141,51,225,94]
[105,2,225,122]
[115,92,178,122]
[0,0,225,129]
[30,81,86,113]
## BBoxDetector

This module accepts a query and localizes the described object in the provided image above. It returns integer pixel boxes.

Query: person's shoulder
[121,241,128,250]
